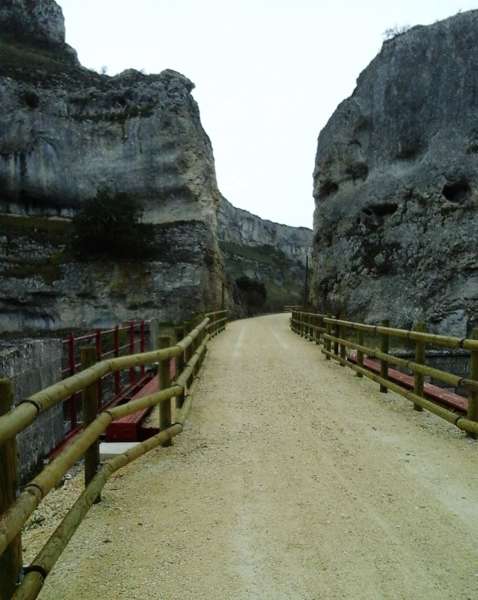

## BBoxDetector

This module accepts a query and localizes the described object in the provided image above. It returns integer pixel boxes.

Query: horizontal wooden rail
[322,333,478,392]
[289,309,478,437]
[320,347,478,433]
[1,309,227,597]
[13,346,205,600]
[322,316,478,351]
[0,384,181,557]
[205,309,228,318]
[206,310,228,337]
[0,319,210,448]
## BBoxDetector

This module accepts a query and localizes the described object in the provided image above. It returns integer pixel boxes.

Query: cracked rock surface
[312,10,478,335]
[0,0,224,330]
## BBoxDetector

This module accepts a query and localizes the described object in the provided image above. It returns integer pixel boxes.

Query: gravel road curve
[36,314,478,600]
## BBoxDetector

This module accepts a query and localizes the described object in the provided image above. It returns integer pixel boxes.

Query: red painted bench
[105,375,160,442]
[105,360,177,442]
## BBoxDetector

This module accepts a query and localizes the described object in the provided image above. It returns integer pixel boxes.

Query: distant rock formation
[312,10,478,336]
[218,198,312,312]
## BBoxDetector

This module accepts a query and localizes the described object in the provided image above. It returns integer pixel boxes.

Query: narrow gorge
[0,0,310,333]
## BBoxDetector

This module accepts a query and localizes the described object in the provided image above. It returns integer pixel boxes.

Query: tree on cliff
[71,188,156,260]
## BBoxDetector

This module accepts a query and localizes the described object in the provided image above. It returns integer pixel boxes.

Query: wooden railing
[0,310,228,600]
[58,320,152,453]
[289,309,478,437]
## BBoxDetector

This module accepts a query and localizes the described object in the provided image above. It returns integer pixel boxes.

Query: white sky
[57,0,477,228]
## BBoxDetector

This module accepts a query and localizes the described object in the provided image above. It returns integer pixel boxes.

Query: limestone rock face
[312,10,478,335]
[0,67,218,226]
[0,0,66,46]
[218,198,311,265]
[218,198,312,311]
[218,197,312,266]
[0,0,225,331]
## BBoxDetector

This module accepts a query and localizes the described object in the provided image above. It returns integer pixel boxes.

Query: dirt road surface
[37,314,478,600]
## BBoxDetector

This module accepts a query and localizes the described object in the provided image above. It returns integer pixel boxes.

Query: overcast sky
[57,0,477,228]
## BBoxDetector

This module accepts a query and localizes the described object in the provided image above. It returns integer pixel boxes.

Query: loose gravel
[27,314,478,599]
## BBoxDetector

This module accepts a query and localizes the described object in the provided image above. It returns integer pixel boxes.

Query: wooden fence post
[380,320,390,393]
[333,316,339,357]
[467,327,478,439]
[158,336,173,446]
[0,379,22,600]
[175,326,186,409]
[413,322,426,411]
[198,323,206,369]
[81,348,100,499]
[325,319,331,360]
[339,320,346,366]
[356,330,364,377]
[209,314,215,337]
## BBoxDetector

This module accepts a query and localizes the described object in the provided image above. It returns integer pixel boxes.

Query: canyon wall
[313,10,478,336]
[218,198,312,312]
[0,0,224,331]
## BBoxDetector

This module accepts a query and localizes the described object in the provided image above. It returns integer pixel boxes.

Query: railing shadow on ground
[0,310,228,600]
[289,309,478,438]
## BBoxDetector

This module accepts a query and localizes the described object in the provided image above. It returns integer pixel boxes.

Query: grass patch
[72,104,155,124]
[0,36,102,87]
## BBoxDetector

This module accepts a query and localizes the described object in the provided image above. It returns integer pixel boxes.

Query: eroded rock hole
[345,161,369,181]
[319,180,339,198]
[21,91,40,109]
[362,203,398,218]
[442,180,471,203]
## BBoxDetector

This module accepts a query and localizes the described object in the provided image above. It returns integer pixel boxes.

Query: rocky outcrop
[0,0,225,331]
[218,198,312,311]
[0,0,67,46]
[312,10,478,336]
[218,198,311,265]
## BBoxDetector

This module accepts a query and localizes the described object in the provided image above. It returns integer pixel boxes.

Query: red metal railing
[59,320,151,448]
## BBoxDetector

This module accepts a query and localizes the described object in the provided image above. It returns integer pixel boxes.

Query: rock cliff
[218,198,312,311]
[1,0,67,47]
[312,10,478,336]
[0,0,225,331]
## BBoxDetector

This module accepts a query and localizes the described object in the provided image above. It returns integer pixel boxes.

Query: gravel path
[37,314,478,600]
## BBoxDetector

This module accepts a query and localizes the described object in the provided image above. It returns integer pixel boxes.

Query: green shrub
[71,188,156,260]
